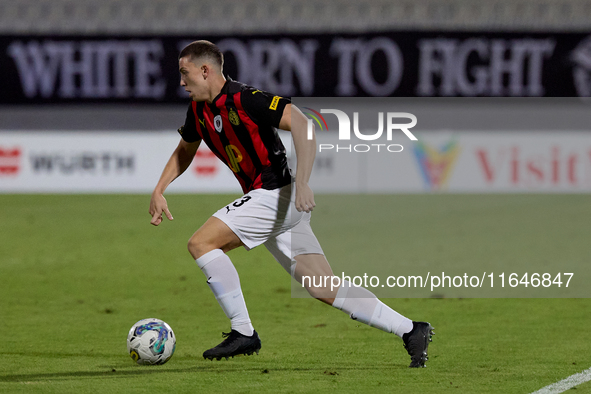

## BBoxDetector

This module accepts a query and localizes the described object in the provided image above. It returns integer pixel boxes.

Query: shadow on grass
[1,346,411,384]
[0,368,196,382]
[0,363,407,383]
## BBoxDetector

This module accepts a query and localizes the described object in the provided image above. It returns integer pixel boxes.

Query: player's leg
[192,187,298,360]
[292,253,415,337]
[265,216,434,367]
[188,216,243,259]
[188,216,260,359]
[264,219,414,336]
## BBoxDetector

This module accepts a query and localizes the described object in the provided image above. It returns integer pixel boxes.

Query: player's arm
[279,104,316,213]
[150,138,201,226]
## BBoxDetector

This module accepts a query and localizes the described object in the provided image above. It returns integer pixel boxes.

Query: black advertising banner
[1,31,591,103]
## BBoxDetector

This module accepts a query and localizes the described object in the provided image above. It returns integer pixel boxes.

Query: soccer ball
[127,318,176,365]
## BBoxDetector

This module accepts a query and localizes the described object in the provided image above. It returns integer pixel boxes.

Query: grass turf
[1,194,590,393]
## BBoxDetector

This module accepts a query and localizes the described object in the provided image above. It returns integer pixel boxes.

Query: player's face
[179,56,208,101]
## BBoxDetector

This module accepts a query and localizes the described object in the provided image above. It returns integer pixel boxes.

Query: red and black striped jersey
[178,79,292,194]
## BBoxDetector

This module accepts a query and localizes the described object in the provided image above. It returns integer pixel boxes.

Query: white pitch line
[531,367,591,394]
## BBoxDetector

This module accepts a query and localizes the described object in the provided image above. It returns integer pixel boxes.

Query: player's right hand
[149,193,174,226]
[295,183,316,213]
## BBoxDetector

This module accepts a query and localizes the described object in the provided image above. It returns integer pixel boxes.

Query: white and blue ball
[127,318,176,365]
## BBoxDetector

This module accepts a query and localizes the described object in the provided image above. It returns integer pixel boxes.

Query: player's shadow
[0,368,195,383]
[0,363,404,383]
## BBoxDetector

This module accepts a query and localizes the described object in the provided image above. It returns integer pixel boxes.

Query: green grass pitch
[1,194,590,393]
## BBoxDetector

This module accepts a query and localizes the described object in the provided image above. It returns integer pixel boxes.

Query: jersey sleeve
[240,87,291,129]
[178,103,202,143]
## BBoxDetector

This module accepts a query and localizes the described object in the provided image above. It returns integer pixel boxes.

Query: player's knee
[187,236,210,260]
[302,277,338,300]
[305,285,324,299]
[306,287,337,304]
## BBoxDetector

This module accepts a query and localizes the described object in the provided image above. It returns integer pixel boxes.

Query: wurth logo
[30,152,134,174]
[0,147,21,175]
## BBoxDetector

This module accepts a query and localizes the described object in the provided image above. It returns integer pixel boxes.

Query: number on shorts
[232,196,251,207]
[225,196,252,214]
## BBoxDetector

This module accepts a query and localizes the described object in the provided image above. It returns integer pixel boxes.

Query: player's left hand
[295,183,316,213]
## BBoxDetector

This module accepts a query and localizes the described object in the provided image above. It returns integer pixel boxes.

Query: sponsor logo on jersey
[225,145,243,173]
[214,115,223,133]
[228,108,240,126]
[269,96,281,110]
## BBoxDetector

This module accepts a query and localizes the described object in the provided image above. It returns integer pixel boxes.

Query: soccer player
[149,40,434,367]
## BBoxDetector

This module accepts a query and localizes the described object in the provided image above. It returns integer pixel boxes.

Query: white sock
[332,280,413,338]
[196,249,254,336]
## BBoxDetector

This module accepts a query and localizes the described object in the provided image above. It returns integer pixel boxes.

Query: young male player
[149,40,434,367]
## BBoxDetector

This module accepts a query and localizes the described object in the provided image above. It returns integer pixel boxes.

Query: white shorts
[212,183,324,275]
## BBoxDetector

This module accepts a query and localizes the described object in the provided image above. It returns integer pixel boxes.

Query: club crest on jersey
[214,115,223,133]
[228,109,240,126]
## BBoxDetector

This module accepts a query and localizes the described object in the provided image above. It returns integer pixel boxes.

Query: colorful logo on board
[413,139,460,190]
